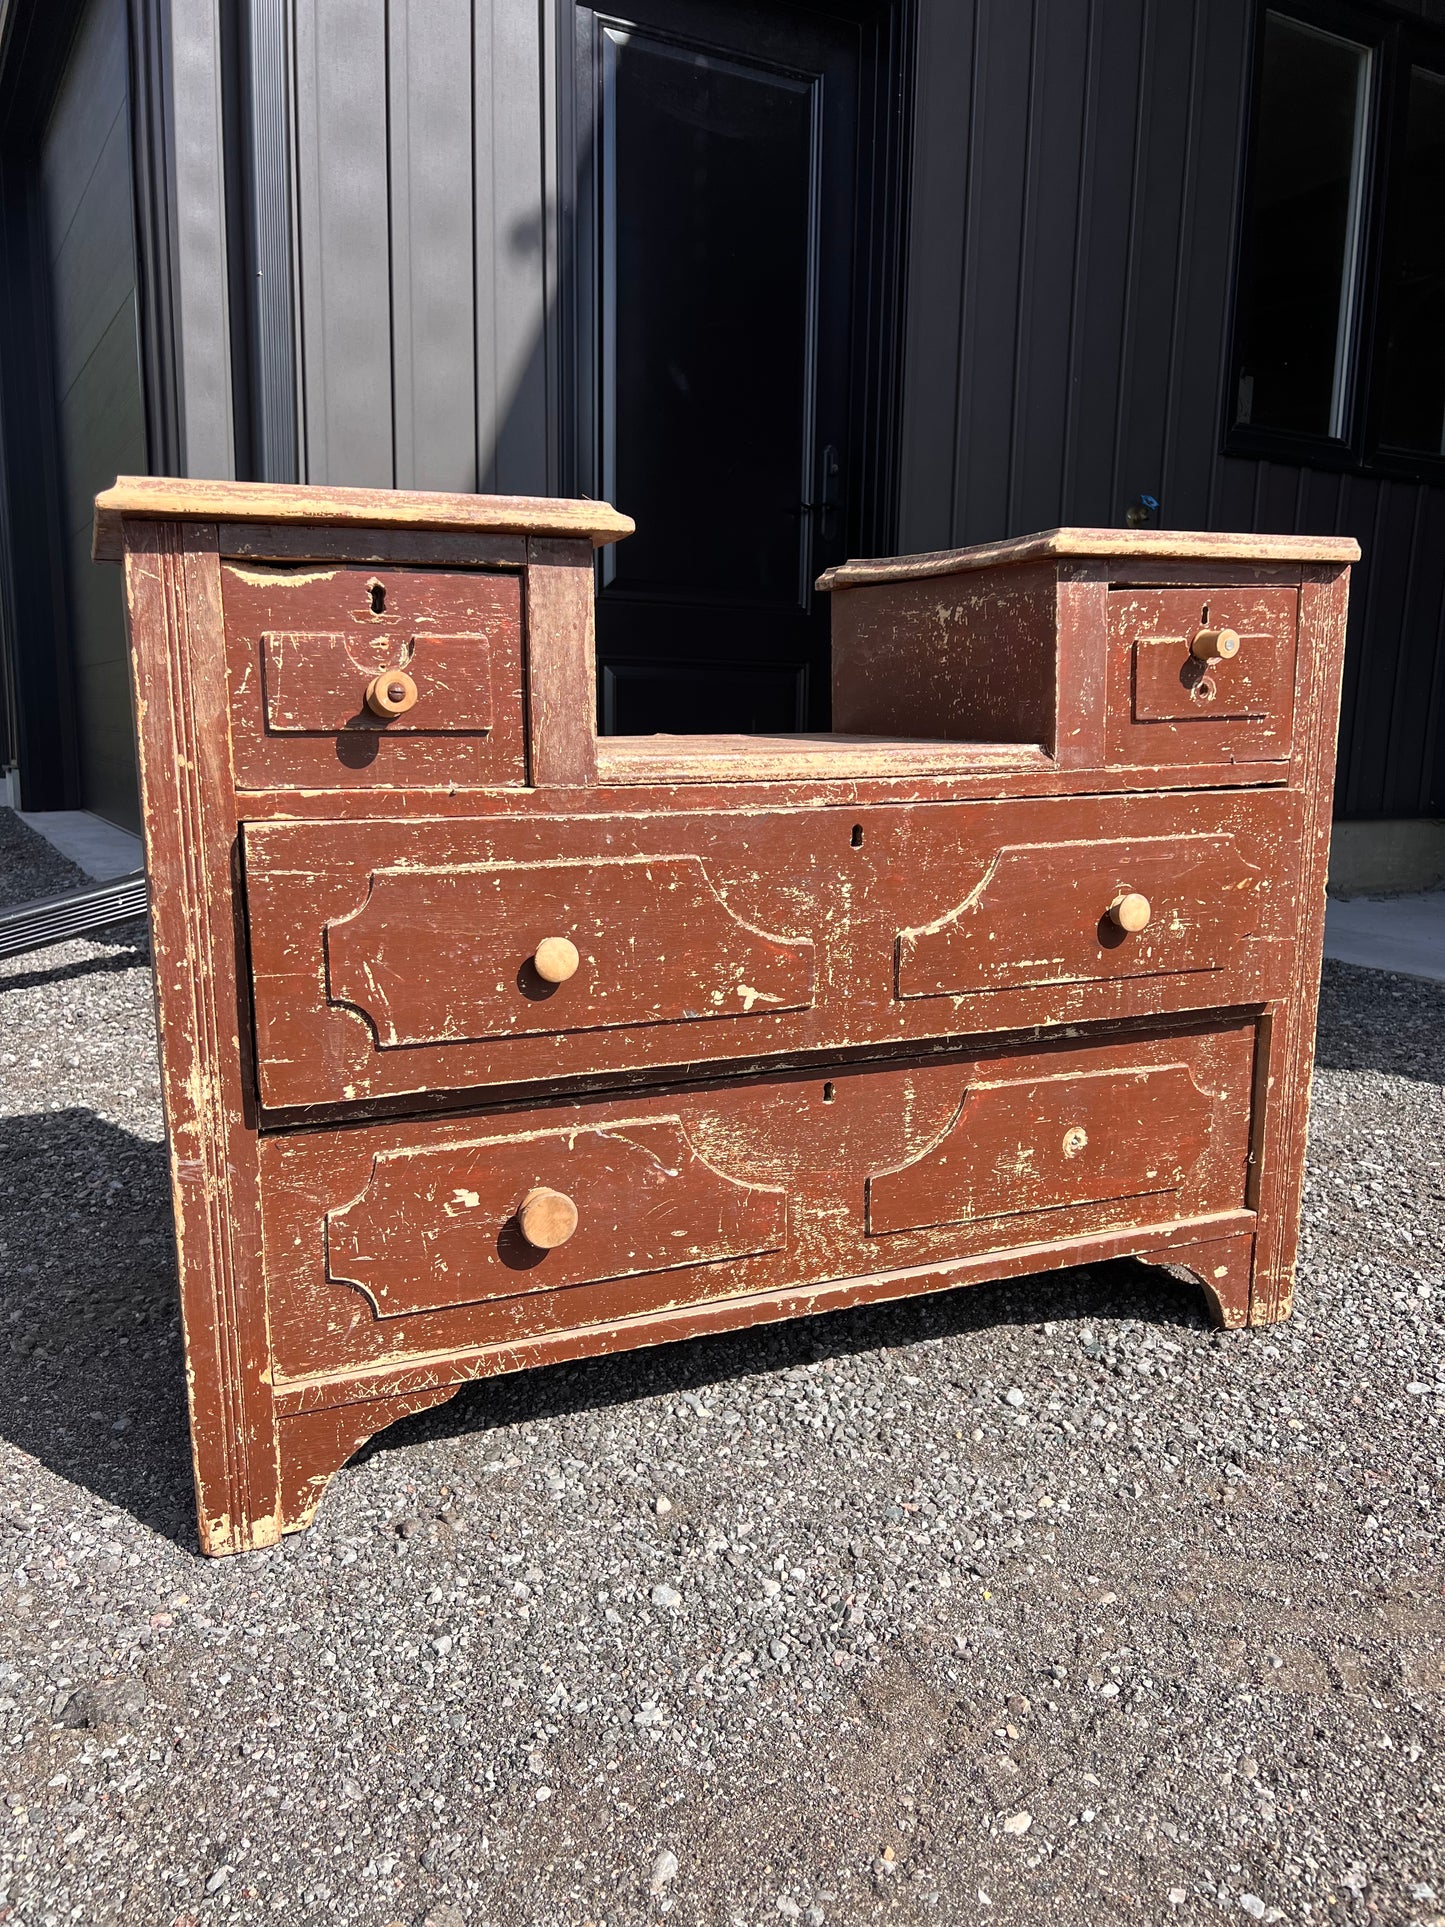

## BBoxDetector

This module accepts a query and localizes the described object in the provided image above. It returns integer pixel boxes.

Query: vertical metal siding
[287,0,550,498]
[899,0,1445,819]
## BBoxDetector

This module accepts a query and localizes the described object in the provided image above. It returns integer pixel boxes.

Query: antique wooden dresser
[94,478,1357,1555]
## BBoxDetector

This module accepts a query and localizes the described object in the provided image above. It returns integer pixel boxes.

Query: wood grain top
[816,526,1362,590]
[595,732,1053,783]
[93,476,634,561]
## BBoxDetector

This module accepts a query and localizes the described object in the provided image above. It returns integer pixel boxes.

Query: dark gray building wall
[42,0,146,830]
[287,0,551,495]
[898,0,1445,821]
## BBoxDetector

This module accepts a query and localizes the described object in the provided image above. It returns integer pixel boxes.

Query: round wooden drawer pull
[1108,891,1152,933]
[365,669,419,718]
[517,1186,579,1250]
[1191,626,1241,663]
[532,936,580,984]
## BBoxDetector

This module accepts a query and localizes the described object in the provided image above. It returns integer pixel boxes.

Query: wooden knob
[1191,626,1240,663]
[532,936,580,984]
[365,669,419,718]
[1108,891,1152,933]
[517,1186,578,1249]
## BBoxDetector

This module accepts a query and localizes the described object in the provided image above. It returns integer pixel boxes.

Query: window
[1375,66,1445,456]
[1229,4,1445,479]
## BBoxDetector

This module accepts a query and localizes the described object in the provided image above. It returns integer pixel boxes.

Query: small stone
[1168,1892,1187,1907]
[422,1906,466,1927]
[650,1849,679,1894]
[1239,1899,1266,1921]
[650,1583,682,1609]
[1099,1682,1120,1699]
[769,1638,790,1661]
[1001,1811,1032,1836]
[205,1866,232,1894]
[535,1785,552,1802]
[777,1901,800,1920]
[654,1495,674,1515]
[1004,1388,1026,1408]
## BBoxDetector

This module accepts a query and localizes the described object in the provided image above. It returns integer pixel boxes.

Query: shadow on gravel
[0,1102,1229,1550]
[359,1253,1213,1472]
[0,930,149,997]
[1314,958,1445,1085]
[0,1108,195,1545]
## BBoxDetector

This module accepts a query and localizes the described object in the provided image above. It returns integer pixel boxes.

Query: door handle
[800,445,842,539]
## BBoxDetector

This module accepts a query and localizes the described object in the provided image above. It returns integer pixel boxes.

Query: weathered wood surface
[93,475,634,561]
[259,1020,1256,1385]
[242,788,1298,1112]
[121,523,281,1556]
[816,525,1361,589]
[101,481,1353,1551]
[224,556,527,789]
[1106,584,1298,766]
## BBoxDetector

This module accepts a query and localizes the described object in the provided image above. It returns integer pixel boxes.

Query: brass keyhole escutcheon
[1108,891,1152,933]
[532,937,580,985]
[365,670,419,718]
[1062,1125,1088,1158]
[517,1186,579,1250]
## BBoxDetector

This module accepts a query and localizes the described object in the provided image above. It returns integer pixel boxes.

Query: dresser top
[93,477,635,562]
[816,525,1362,590]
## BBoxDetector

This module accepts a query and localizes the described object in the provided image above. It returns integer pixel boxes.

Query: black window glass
[1376,67,1445,455]
[1235,14,1372,438]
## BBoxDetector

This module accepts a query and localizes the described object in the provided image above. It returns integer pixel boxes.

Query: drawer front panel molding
[327,1116,787,1317]
[896,829,1264,999]
[865,1060,1212,1234]
[323,854,816,1049]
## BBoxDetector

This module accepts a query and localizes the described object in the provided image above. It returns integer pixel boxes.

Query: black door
[572,0,876,735]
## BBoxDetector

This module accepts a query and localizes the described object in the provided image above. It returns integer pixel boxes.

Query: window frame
[1224,0,1445,485]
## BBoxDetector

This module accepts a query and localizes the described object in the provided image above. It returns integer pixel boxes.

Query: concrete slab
[17,811,144,881]
[1323,889,1445,985]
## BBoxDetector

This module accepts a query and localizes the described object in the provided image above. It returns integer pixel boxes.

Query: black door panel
[574,0,869,734]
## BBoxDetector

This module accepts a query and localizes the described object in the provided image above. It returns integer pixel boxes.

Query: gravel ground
[1,805,1442,1927]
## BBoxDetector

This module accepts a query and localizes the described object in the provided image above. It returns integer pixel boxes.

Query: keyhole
[822,1081,836,1103]
[368,579,386,614]
[1200,602,1210,625]
[850,824,864,848]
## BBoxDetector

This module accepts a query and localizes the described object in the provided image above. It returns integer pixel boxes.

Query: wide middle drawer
[242,790,1300,1111]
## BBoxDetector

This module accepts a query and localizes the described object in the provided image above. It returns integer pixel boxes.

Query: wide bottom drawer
[261,1018,1258,1383]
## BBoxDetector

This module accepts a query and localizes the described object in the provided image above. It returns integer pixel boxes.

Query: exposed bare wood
[817,526,1361,590]
[94,476,634,562]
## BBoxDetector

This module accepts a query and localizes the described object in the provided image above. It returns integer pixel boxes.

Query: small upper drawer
[223,559,527,789]
[1104,585,1299,768]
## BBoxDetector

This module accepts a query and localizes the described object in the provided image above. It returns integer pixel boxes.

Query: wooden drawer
[1105,585,1299,767]
[259,1019,1258,1382]
[222,558,527,789]
[241,791,1299,1111]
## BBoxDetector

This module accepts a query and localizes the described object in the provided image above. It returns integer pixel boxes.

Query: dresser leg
[1135,1231,1259,1330]
[274,1386,465,1537]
